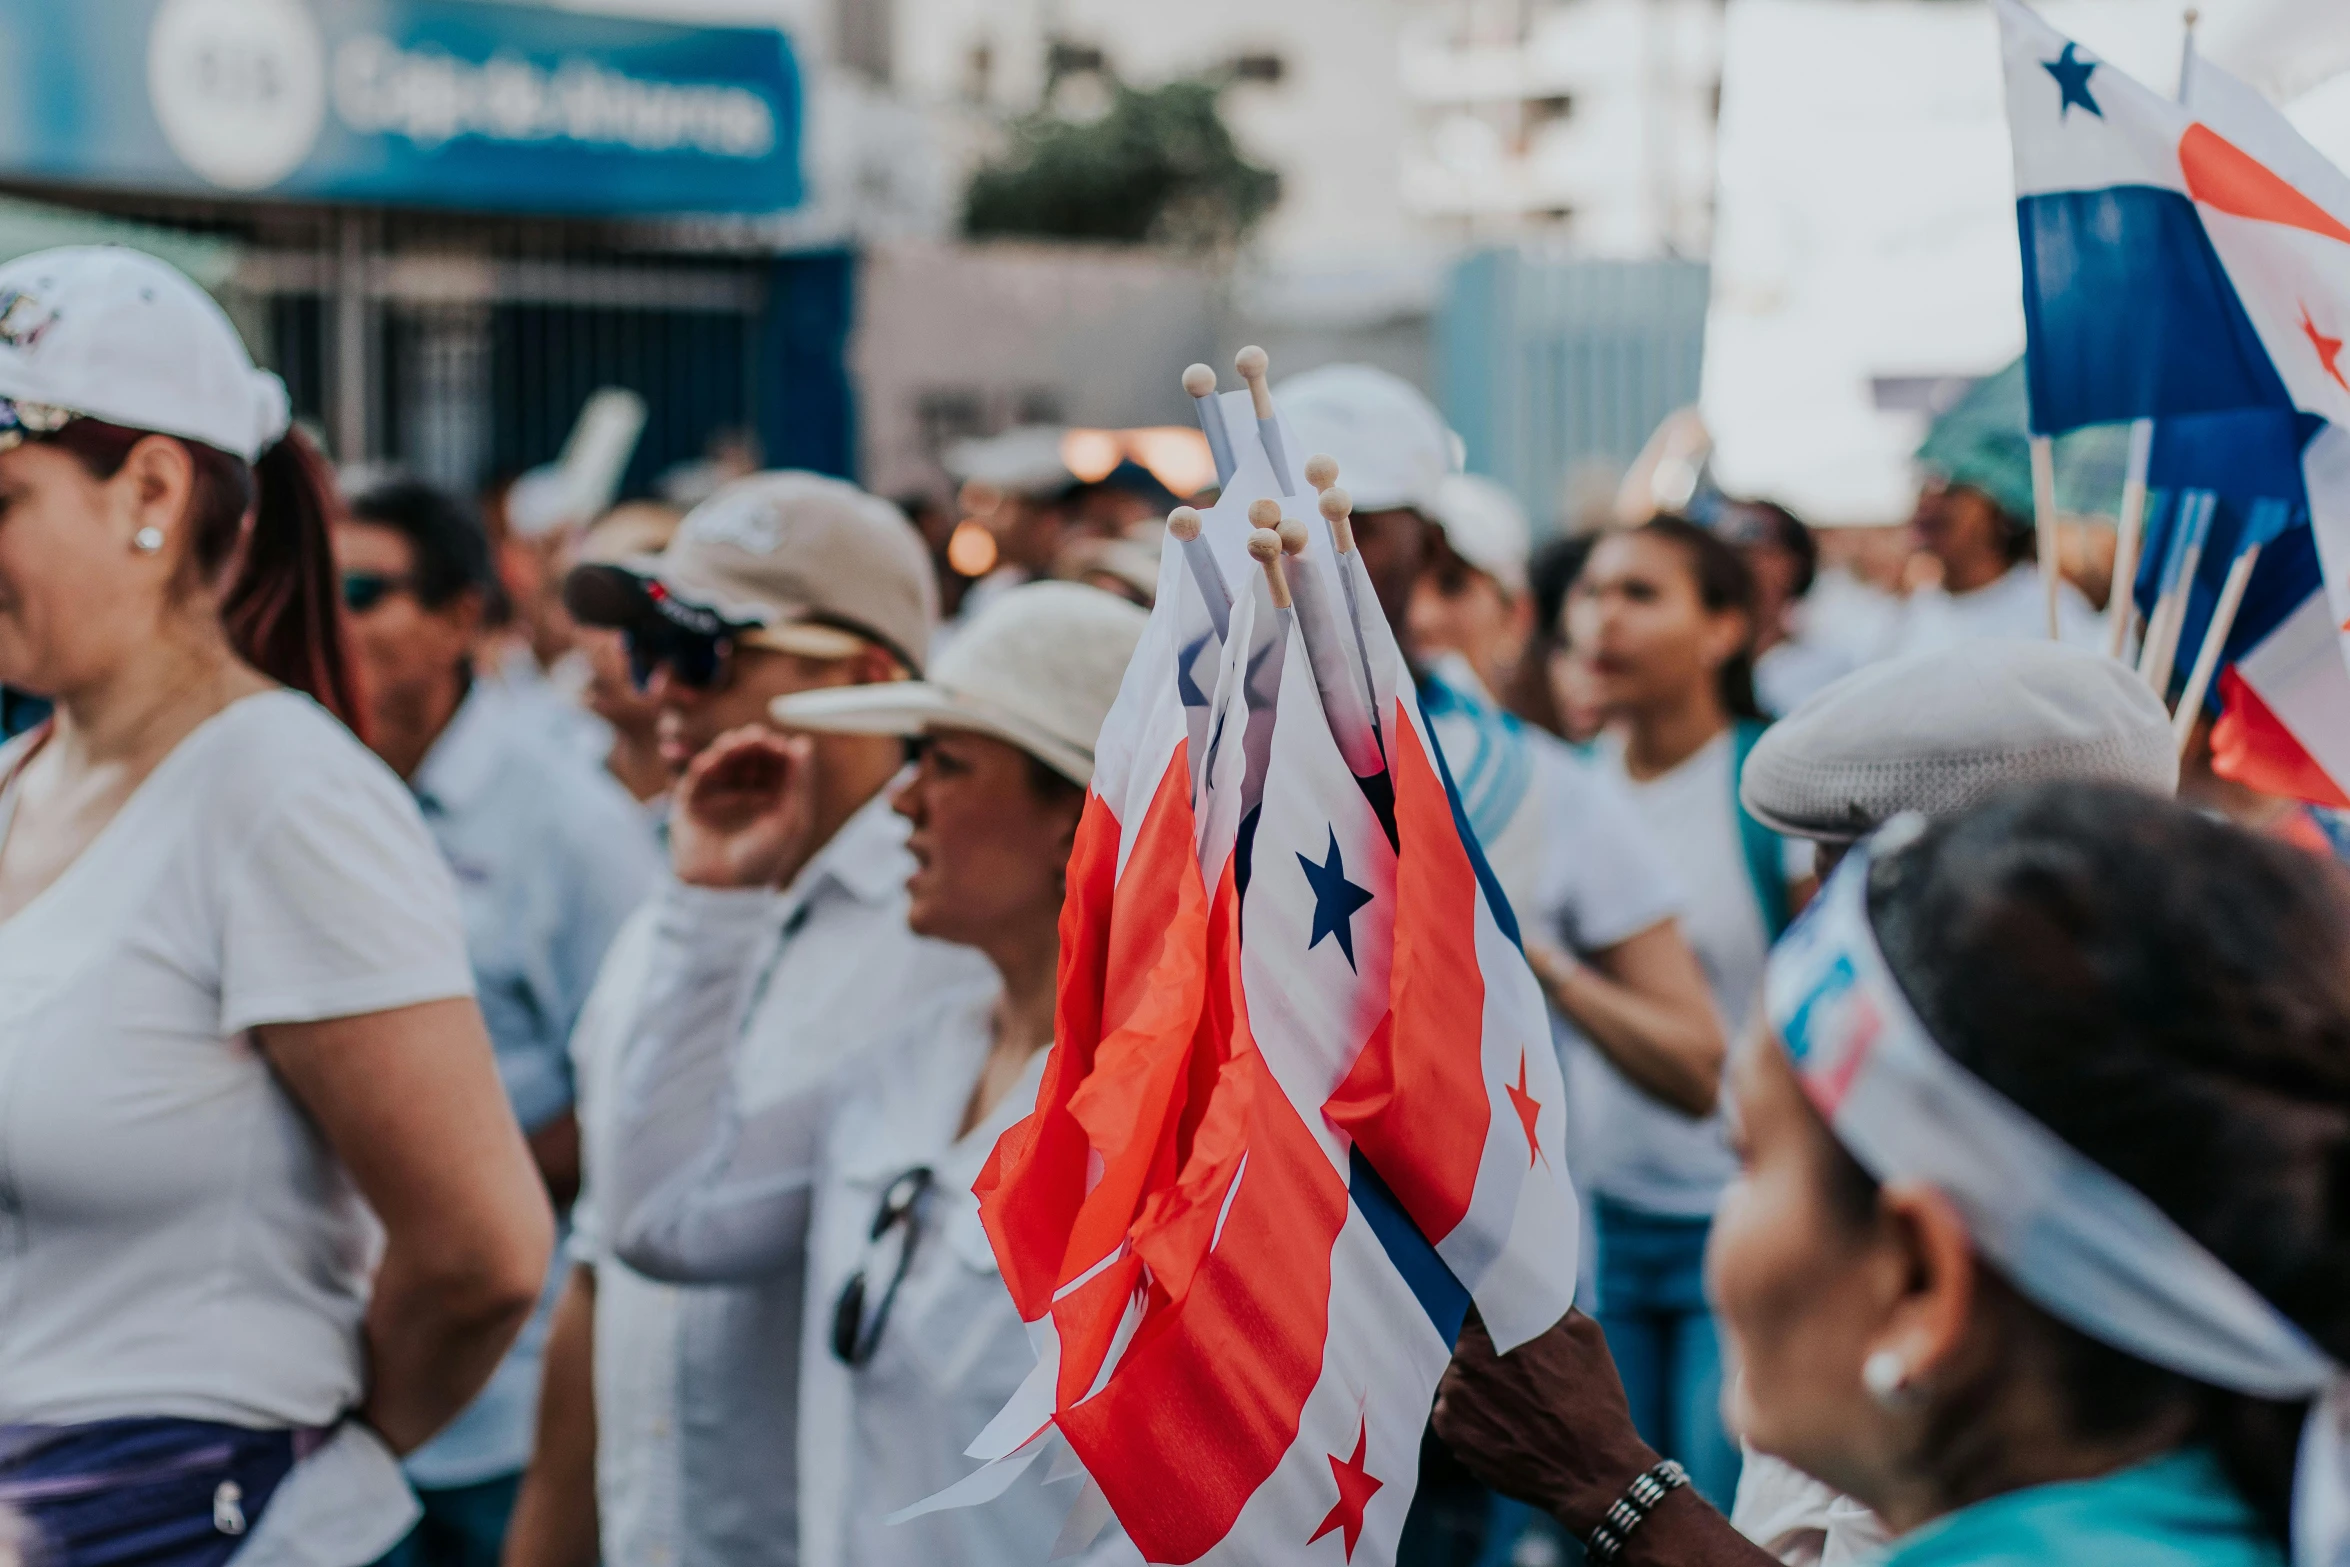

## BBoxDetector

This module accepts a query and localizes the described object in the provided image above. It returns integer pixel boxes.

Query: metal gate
[1438,248,1710,532]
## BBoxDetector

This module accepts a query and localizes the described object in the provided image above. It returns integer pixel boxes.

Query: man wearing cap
[598,582,1148,1567]
[1426,637,2179,1567]
[1282,364,1724,1565]
[506,472,993,1567]
[330,475,661,1567]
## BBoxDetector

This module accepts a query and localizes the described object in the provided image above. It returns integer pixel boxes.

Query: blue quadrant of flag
[1349,1147,1469,1343]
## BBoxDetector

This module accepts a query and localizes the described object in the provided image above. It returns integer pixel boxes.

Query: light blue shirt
[405,683,663,1489]
[1881,1448,2284,1567]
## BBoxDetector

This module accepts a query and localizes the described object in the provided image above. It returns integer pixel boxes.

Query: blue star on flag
[1177,632,1213,708]
[2043,42,2101,120]
[1298,827,1375,970]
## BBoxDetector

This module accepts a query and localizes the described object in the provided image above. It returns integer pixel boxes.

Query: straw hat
[771,581,1146,785]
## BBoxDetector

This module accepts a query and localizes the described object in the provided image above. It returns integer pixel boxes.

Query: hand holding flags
[941,349,1580,1565]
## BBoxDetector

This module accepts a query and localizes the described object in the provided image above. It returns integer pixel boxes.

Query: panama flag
[972,465,1264,1428]
[1998,0,2350,797]
[954,379,1577,1564]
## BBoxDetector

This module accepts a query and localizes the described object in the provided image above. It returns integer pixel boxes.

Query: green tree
[963,77,1280,248]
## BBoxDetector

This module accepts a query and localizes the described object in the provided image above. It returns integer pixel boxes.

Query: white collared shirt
[584,788,995,1566]
[606,872,1139,1567]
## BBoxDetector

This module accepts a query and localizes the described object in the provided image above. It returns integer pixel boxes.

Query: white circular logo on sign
[147,0,327,191]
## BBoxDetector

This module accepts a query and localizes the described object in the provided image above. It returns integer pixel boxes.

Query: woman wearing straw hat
[0,246,550,1563]
[1437,782,2350,1567]
[603,582,1148,1567]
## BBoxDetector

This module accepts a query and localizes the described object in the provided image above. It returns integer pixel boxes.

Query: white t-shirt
[0,690,474,1428]
[1887,563,2101,659]
[1420,665,1680,956]
[1574,730,1795,1218]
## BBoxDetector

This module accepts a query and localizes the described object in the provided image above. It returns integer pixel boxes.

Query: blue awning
[0,0,803,218]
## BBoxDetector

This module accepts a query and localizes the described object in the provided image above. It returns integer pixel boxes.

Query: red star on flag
[2303,303,2349,394]
[1308,1419,1384,1560]
[1505,1049,1544,1168]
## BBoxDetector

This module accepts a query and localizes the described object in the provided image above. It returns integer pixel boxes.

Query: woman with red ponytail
[0,247,552,1565]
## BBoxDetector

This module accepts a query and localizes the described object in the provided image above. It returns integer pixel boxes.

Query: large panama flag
[947,371,1579,1566]
[1998,0,2350,798]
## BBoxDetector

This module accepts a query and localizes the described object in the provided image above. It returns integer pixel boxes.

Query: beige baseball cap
[565,470,937,675]
[771,581,1146,784]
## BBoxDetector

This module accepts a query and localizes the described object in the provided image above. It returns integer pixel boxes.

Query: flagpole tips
[1278,517,1310,556]
[1235,346,1275,418]
[1182,364,1218,400]
[1247,527,1293,609]
[1304,454,1340,492]
[1318,486,1357,555]
[1247,497,1283,531]
[1168,505,1203,542]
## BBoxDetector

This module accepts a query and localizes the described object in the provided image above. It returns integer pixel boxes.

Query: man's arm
[503,1264,600,1567]
[1434,1312,1778,1567]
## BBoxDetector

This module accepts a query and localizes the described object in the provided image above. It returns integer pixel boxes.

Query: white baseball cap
[771,580,1146,784]
[1277,363,1463,515]
[1430,473,1531,597]
[942,425,1076,500]
[0,246,291,465]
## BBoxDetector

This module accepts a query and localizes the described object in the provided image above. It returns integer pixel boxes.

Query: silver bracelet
[1583,1459,1688,1564]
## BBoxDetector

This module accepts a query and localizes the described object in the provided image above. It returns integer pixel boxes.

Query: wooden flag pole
[2106,418,2155,659]
[1247,527,1291,610]
[2171,539,2259,752]
[2030,434,2062,639]
[1234,346,1296,496]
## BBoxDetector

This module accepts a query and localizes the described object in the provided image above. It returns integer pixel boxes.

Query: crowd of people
[0,239,2347,1567]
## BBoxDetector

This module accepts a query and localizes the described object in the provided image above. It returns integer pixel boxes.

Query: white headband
[1765,825,2349,1567]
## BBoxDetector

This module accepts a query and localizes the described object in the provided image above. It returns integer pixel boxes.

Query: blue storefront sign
[0,0,801,216]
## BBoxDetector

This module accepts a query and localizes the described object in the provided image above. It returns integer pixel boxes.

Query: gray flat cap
[1739,641,2177,843]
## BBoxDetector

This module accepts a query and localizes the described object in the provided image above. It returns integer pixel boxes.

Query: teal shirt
[1882,1450,2284,1567]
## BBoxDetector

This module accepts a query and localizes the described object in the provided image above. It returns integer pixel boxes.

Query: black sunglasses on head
[341,571,418,615]
[623,622,733,691]
[830,1166,934,1367]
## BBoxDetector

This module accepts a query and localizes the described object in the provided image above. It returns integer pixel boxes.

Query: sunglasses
[623,622,734,692]
[830,1166,933,1367]
[341,571,418,615]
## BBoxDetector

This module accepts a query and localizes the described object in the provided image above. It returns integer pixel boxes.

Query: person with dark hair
[1562,514,1810,1510]
[1715,501,1857,717]
[1504,532,1598,742]
[1890,449,2097,656]
[331,476,661,1567]
[1441,780,2350,1567]
[0,246,554,1564]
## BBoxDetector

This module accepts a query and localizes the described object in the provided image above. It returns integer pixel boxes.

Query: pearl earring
[1862,1349,1911,1406]
[133,527,165,554]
